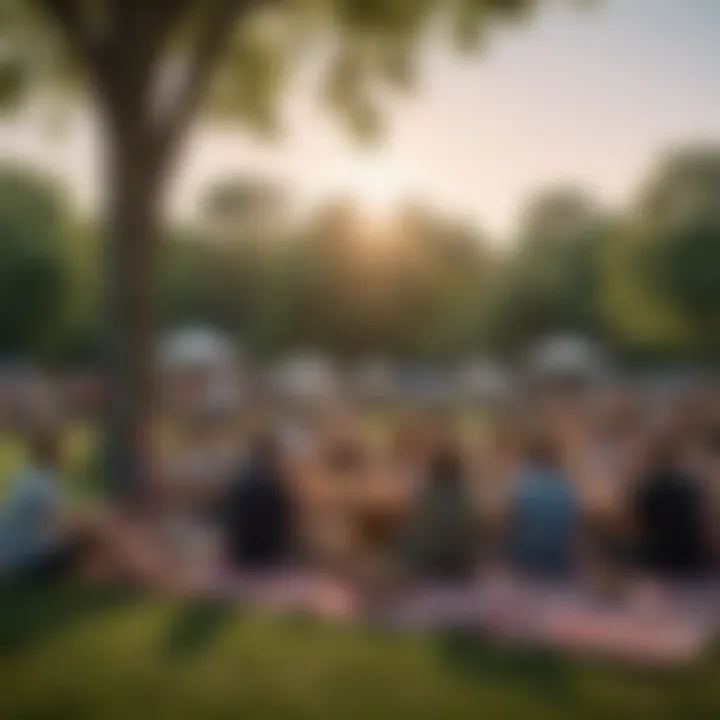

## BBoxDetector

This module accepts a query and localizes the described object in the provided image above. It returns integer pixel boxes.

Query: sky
[0,0,719,240]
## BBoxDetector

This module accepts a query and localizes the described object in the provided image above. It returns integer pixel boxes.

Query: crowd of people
[1,380,719,656]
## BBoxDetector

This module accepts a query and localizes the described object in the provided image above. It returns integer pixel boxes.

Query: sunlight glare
[342,154,407,221]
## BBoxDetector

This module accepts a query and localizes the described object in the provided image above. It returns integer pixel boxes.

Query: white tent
[158,326,240,372]
[158,326,245,413]
[527,334,607,383]
[270,353,340,404]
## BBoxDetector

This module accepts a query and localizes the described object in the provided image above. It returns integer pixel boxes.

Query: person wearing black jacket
[631,434,712,580]
[224,435,296,570]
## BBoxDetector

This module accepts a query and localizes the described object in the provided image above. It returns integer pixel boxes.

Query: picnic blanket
[210,570,359,618]
[204,570,718,666]
[383,577,718,665]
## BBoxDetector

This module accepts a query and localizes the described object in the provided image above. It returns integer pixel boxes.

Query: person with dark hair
[506,433,580,581]
[630,434,712,580]
[400,443,479,582]
[223,434,296,570]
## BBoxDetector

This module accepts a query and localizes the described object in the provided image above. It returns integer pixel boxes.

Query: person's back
[509,437,578,580]
[0,430,62,574]
[403,447,478,582]
[633,462,709,579]
[225,436,294,570]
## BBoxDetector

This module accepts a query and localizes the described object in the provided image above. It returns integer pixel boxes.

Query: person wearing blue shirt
[508,434,579,580]
[0,427,70,576]
[1,426,204,589]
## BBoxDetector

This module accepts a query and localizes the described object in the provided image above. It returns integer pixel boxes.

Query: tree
[0,0,560,497]
[485,188,610,354]
[200,176,289,242]
[54,218,106,364]
[385,206,494,359]
[603,147,720,360]
[0,166,70,360]
[264,198,493,359]
[198,177,293,353]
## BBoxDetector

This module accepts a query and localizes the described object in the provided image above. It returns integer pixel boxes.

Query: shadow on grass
[161,599,239,661]
[0,580,135,659]
[435,629,575,698]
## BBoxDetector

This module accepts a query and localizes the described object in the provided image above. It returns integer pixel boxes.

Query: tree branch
[146,0,194,67]
[152,0,271,166]
[39,0,104,71]
[97,0,182,111]
[118,0,192,89]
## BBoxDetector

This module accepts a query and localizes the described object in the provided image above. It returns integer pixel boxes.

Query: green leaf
[0,56,27,108]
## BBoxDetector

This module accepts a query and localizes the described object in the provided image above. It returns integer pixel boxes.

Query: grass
[1,423,719,719]
[0,581,719,720]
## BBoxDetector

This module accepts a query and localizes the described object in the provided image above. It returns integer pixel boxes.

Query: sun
[342,154,406,219]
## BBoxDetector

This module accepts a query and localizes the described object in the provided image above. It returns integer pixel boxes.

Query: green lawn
[0,582,719,720]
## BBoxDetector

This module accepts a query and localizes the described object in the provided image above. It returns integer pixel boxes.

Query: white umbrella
[159,326,240,372]
[528,334,606,381]
[158,326,244,413]
[270,353,340,403]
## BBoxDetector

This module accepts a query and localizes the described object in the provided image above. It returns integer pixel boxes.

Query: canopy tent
[527,334,608,384]
[158,326,241,372]
[269,353,341,404]
[158,326,245,414]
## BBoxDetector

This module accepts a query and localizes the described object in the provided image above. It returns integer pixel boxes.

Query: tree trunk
[103,127,163,505]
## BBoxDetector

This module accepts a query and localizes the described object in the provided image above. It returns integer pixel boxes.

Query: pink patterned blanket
[204,570,718,665]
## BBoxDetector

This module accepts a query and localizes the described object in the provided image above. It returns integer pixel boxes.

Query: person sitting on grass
[0,425,73,578]
[223,434,297,571]
[400,442,480,583]
[0,425,198,592]
[630,432,713,581]
[505,432,580,582]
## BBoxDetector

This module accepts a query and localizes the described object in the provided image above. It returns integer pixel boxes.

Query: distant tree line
[2,145,719,368]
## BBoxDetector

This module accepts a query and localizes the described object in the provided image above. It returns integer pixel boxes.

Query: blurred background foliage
[1,142,719,369]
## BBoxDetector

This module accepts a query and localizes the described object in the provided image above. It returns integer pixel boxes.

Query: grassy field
[1,424,720,719]
[0,582,719,720]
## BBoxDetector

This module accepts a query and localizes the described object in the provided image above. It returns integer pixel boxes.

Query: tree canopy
[0,1,557,144]
[603,147,720,361]
[5,141,720,370]
[0,166,70,359]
